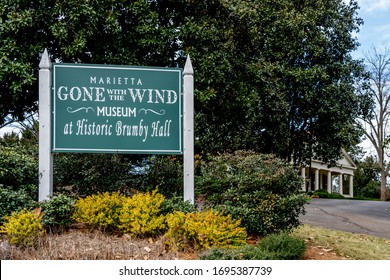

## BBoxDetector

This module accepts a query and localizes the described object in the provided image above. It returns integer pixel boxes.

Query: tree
[0,0,180,127]
[0,0,49,127]
[358,46,390,200]
[1,0,368,167]
[353,155,381,198]
[182,0,367,167]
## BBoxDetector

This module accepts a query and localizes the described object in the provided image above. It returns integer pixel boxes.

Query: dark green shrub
[0,146,38,188]
[359,181,380,199]
[160,196,197,215]
[258,233,306,260]
[53,153,140,196]
[0,188,37,224]
[141,155,183,198]
[40,194,74,232]
[197,151,308,235]
[313,189,345,199]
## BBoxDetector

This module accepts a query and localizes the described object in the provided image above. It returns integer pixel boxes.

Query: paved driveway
[299,198,390,239]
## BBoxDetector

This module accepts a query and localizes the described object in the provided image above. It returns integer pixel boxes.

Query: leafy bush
[258,232,306,260]
[313,189,345,199]
[165,209,247,251]
[40,194,74,232]
[141,155,183,198]
[199,233,306,260]
[119,189,166,236]
[359,181,380,199]
[72,192,125,232]
[160,196,197,215]
[0,146,38,188]
[197,151,308,235]
[53,153,140,196]
[0,188,37,224]
[0,209,44,247]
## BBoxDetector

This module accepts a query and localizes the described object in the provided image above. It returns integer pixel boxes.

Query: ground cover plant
[199,233,306,260]
[118,189,166,236]
[0,209,44,247]
[165,209,247,251]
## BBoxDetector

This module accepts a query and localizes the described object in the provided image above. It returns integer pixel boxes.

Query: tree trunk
[380,169,388,201]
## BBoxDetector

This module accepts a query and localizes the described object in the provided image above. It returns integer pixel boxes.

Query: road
[299,198,390,239]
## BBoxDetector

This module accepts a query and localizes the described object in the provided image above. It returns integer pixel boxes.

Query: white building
[300,149,356,197]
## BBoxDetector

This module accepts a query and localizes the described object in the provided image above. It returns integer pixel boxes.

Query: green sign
[52,64,182,154]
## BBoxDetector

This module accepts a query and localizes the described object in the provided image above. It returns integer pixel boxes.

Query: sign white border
[52,64,182,154]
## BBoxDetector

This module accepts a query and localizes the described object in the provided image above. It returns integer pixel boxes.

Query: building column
[339,174,343,195]
[314,169,320,191]
[327,171,332,193]
[301,167,306,191]
[349,175,354,197]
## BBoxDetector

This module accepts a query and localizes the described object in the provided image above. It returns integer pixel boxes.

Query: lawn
[292,224,390,260]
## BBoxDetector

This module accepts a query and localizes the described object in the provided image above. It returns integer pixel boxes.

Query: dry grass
[292,224,390,260]
[0,230,196,260]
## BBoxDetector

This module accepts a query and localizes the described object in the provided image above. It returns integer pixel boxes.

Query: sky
[352,0,390,59]
[351,0,390,155]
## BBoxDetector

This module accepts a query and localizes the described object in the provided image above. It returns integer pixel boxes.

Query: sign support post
[183,56,194,204]
[38,49,192,203]
[38,49,53,201]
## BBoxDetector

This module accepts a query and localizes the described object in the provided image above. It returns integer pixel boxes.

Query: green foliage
[72,192,125,232]
[53,153,141,196]
[258,232,306,260]
[165,209,247,251]
[0,146,38,188]
[198,245,272,260]
[141,155,183,198]
[199,233,306,260]
[118,189,166,236]
[358,181,380,199]
[313,189,345,199]
[0,0,179,125]
[182,0,367,164]
[353,156,381,199]
[0,188,37,224]
[0,0,43,125]
[159,196,197,215]
[40,194,74,232]
[1,0,367,167]
[197,151,308,235]
[0,209,44,247]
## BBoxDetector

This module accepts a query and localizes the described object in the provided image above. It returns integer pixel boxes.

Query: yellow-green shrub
[165,209,247,251]
[72,192,125,232]
[119,189,166,236]
[0,209,44,247]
